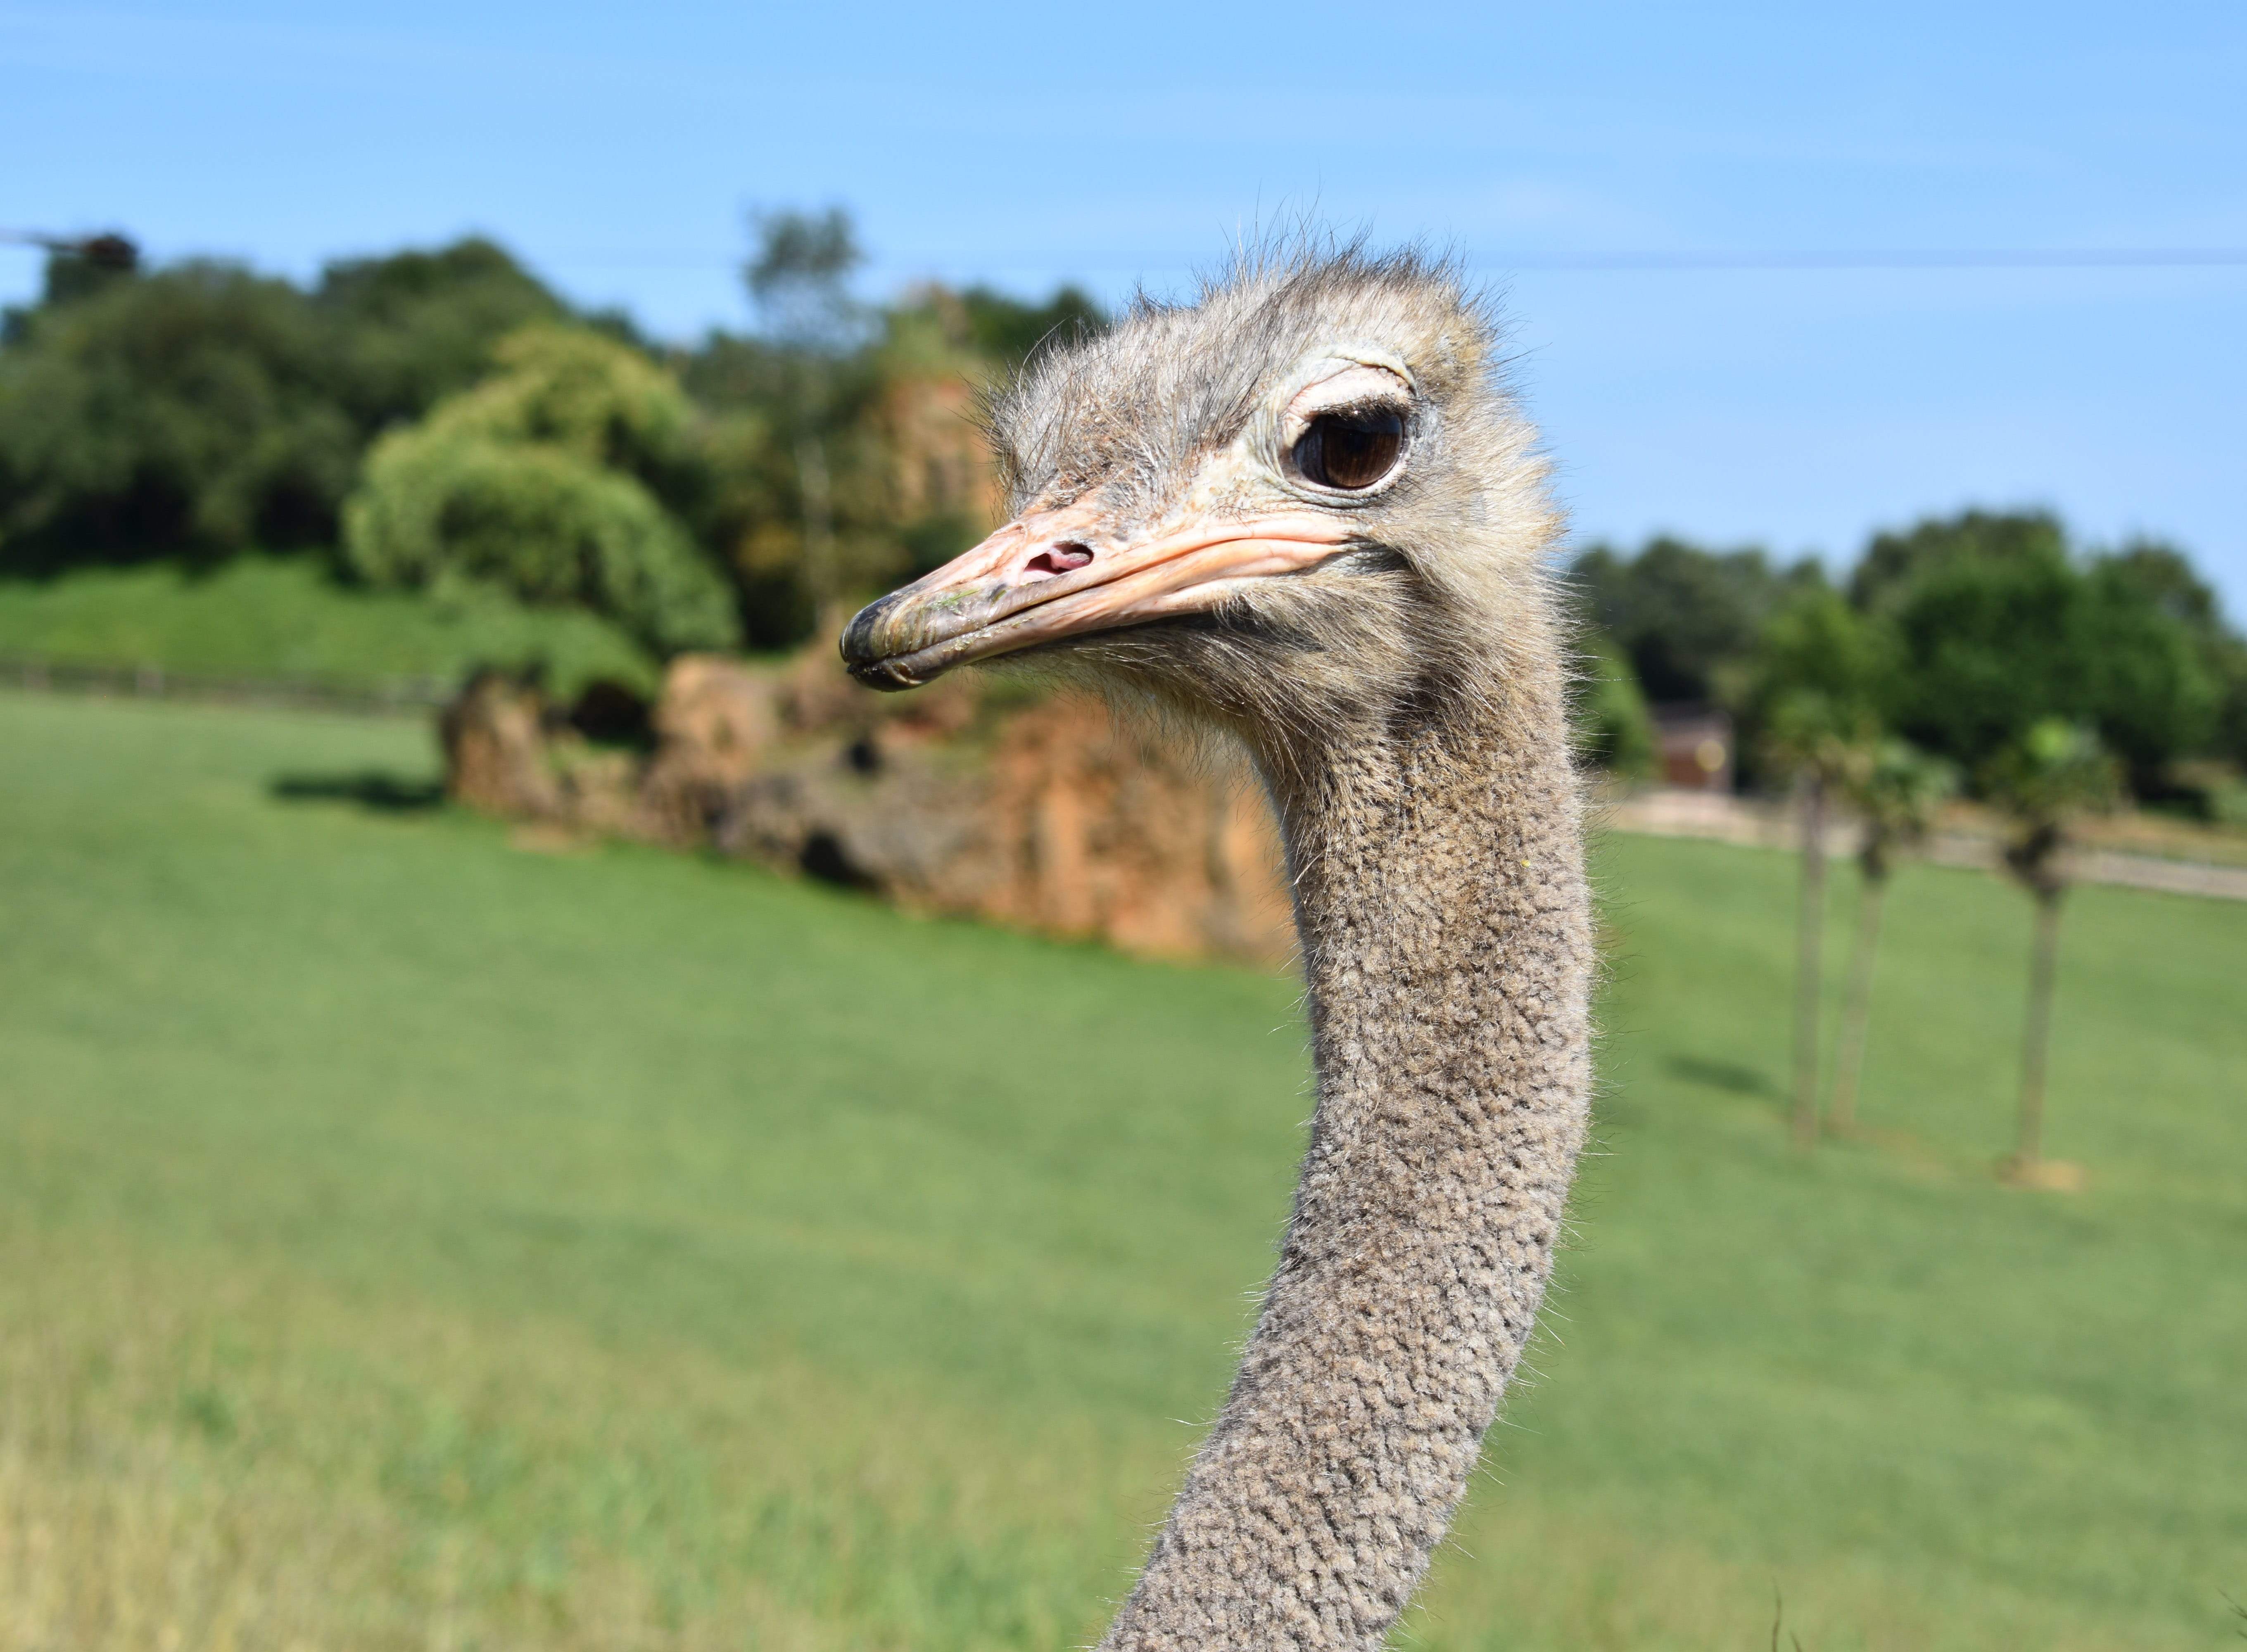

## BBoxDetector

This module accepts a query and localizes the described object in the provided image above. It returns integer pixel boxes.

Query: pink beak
[842,501,1355,689]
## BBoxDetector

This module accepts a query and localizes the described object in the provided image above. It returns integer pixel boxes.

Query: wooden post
[1826,867,1887,1135]
[1790,776,1827,1151]
[2015,887,2064,1168]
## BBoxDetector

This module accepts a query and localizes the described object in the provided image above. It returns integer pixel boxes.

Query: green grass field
[0,558,656,696]
[2,691,2242,1652]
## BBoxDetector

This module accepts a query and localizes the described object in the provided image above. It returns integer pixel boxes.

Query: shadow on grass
[269,771,445,813]
[1667,1054,1779,1100]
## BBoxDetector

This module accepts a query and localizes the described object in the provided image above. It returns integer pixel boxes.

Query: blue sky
[5,1,2243,603]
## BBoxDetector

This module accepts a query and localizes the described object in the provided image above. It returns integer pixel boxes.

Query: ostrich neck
[1097,664,1595,1652]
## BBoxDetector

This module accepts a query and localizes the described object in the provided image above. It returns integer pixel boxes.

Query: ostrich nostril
[1024,542,1095,578]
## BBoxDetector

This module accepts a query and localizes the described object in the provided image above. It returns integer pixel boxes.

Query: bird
[841,244,1594,1652]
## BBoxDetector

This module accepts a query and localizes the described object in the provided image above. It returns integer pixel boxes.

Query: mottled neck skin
[1097,656,1594,1652]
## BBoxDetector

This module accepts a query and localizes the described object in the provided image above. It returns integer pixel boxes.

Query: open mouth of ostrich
[839,503,1361,691]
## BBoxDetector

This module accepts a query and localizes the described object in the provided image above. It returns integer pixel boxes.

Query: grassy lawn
[1,691,2242,1651]
[0,558,656,696]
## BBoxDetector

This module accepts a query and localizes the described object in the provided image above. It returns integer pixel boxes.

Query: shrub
[343,326,736,656]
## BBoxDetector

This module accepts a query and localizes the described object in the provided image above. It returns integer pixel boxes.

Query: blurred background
[2,4,2242,1650]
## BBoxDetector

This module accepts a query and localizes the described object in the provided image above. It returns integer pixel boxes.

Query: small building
[1651,705,1734,791]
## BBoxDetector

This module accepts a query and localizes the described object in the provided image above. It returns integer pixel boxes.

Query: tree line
[1573,522,2247,1184]
[9,217,2240,819]
[0,212,1100,656]
[1573,521,2247,806]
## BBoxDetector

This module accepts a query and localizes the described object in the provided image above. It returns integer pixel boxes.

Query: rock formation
[436,652,1293,966]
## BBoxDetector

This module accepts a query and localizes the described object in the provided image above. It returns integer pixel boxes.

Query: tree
[0,221,1125,663]
[1570,536,1820,706]
[745,207,864,624]
[1850,508,2069,617]
[0,237,569,572]
[1866,511,2221,794]
[2076,552,2219,796]
[957,282,1104,368]
[1879,522,2084,775]
[684,282,954,648]
[745,208,863,354]
[342,324,736,656]
[682,241,1103,649]
[1751,587,1893,1149]
[0,261,355,565]
[2087,540,2245,789]
[1824,740,1956,1134]
[2218,639,2247,783]
[312,237,565,437]
[1983,719,2119,1188]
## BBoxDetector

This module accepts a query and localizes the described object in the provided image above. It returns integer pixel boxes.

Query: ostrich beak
[841,503,1354,689]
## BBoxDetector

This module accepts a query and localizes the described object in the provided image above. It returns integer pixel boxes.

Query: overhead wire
[516,246,2247,274]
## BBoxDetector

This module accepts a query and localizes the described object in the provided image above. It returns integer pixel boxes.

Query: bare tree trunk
[1825,866,1887,1135]
[1790,776,1827,1151]
[2014,888,2065,1168]
[797,434,838,626]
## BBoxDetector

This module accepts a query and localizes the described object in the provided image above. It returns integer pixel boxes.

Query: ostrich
[842,247,1594,1652]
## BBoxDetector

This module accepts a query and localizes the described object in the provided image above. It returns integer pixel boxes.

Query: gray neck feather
[1096,657,1594,1652]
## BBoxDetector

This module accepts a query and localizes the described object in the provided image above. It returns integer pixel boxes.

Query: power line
[522,246,2247,274]
[1488,248,2247,271]
[7,237,2238,278]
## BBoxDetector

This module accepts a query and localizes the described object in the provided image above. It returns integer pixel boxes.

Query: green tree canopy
[957,283,1105,367]
[1755,584,1893,724]
[1882,526,2083,770]
[343,325,737,657]
[1748,585,1897,789]
[1872,512,2221,793]
[0,238,568,572]
[0,261,355,567]
[2091,541,2247,774]
[312,237,565,436]
[2075,552,2220,789]
[1850,509,2069,615]
[1571,536,1820,704]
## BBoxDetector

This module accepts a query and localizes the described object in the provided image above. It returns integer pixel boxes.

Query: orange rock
[437,647,1294,966]
[439,671,562,820]
[709,686,1291,965]
[639,654,779,842]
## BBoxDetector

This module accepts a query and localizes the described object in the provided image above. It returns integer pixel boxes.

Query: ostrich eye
[1295,408,1405,491]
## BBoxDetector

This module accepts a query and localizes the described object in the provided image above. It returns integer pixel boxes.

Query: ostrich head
[841,248,1558,760]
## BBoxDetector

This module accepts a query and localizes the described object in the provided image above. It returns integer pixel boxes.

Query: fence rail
[1,655,455,717]
[1605,786,2247,904]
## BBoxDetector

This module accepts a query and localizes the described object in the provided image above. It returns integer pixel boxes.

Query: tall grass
[1,693,2242,1650]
